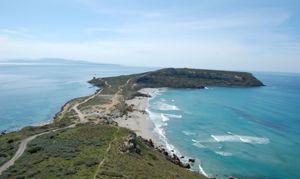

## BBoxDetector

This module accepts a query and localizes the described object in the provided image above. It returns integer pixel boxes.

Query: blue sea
[147,72,300,179]
[0,62,151,132]
[1,64,299,179]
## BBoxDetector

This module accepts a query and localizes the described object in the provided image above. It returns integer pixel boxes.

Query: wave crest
[154,102,180,111]
[215,151,232,156]
[211,135,269,144]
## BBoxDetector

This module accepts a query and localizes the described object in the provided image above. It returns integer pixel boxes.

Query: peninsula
[0,68,263,178]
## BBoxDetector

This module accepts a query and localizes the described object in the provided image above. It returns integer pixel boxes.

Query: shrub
[85,158,99,167]
[27,146,43,154]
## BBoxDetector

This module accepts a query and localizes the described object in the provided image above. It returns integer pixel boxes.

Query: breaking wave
[183,131,195,136]
[215,151,233,156]
[146,109,175,152]
[192,139,206,148]
[164,113,182,119]
[154,101,180,111]
[199,164,208,177]
[211,135,269,144]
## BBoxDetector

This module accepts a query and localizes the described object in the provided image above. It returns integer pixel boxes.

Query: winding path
[0,90,102,175]
[0,79,127,176]
[71,89,103,123]
[93,127,119,179]
[0,124,75,175]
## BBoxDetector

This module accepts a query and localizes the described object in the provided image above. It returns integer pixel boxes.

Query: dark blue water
[0,63,151,131]
[147,72,300,179]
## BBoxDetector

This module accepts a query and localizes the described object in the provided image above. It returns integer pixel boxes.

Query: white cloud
[0,2,298,72]
[0,28,35,39]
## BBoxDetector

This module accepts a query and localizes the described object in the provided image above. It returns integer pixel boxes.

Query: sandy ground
[115,88,158,141]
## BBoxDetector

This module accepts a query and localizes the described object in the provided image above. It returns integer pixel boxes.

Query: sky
[0,0,299,72]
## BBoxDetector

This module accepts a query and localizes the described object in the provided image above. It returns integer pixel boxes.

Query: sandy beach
[115,88,158,141]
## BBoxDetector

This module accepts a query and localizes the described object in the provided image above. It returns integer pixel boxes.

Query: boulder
[181,163,191,169]
[188,158,195,163]
[148,139,154,148]
[121,132,141,154]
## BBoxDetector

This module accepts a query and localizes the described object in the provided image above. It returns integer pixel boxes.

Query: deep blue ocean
[147,72,300,179]
[0,62,151,132]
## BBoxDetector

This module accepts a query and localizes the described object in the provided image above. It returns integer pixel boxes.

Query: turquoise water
[147,72,300,179]
[0,63,151,132]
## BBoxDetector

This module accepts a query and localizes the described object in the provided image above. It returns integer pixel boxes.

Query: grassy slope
[0,110,81,169]
[0,124,204,179]
[0,125,56,166]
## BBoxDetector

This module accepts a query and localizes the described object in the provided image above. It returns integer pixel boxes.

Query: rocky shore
[116,88,197,171]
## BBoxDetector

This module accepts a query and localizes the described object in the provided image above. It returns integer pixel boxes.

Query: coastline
[121,88,209,177]
[115,88,158,141]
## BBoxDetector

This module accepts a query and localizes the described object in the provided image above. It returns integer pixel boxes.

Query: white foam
[146,89,200,173]
[198,164,208,177]
[146,106,190,165]
[161,113,170,122]
[154,102,180,111]
[164,113,182,119]
[183,131,195,136]
[215,151,232,156]
[211,135,269,144]
[146,108,175,151]
[192,139,206,148]
[191,139,198,143]
[144,88,160,99]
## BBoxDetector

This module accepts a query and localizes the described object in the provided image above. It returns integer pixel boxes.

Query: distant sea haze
[146,72,300,178]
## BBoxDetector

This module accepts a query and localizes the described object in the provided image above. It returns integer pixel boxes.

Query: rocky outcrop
[155,147,191,169]
[188,158,196,163]
[139,138,192,169]
[133,92,152,98]
[121,132,141,154]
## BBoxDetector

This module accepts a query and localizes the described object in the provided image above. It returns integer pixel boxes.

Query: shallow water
[147,72,300,179]
[0,63,152,131]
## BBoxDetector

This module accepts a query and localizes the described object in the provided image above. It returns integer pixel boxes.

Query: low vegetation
[0,124,204,179]
[0,125,54,166]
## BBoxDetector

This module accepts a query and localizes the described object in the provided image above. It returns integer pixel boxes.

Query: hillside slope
[0,124,204,179]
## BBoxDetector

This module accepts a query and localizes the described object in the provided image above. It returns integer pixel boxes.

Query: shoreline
[121,88,208,177]
[0,91,96,134]
[115,88,158,141]
[117,88,203,171]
